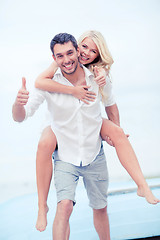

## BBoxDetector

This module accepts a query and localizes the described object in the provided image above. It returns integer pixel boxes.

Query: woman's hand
[72,85,96,104]
[94,66,107,87]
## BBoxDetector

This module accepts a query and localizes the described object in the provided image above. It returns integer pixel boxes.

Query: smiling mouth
[80,54,89,61]
[63,62,74,70]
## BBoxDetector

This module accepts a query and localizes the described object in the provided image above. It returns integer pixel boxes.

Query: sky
[0,0,160,198]
[0,0,160,90]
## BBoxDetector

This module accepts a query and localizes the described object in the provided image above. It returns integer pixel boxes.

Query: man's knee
[93,206,107,216]
[58,200,73,219]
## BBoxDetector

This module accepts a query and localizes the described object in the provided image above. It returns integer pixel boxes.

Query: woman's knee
[102,119,125,141]
[37,127,57,153]
[113,125,124,138]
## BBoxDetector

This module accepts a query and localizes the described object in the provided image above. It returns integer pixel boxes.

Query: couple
[12,31,159,240]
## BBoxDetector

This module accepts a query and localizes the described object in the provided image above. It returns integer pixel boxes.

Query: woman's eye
[82,45,87,48]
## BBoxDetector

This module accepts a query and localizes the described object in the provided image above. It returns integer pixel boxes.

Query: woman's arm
[35,61,71,93]
[35,62,96,104]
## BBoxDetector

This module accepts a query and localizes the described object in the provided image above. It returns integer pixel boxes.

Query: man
[12,33,120,240]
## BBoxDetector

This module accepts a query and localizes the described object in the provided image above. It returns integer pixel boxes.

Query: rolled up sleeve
[25,88,45,120]
[102,76,116,107]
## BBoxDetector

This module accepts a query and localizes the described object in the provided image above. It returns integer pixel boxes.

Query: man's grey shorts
[54,144,109,209]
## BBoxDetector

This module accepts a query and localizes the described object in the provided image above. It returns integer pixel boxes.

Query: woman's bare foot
[137,185,160,204]
[36,205,49,232]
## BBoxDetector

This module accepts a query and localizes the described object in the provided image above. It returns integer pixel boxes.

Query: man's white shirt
[25,66,115,166]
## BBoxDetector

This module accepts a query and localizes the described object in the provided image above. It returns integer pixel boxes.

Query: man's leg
[93,206,110,240]
[53,158,79,240]
[52,199,73,240]
[82,144,110,239]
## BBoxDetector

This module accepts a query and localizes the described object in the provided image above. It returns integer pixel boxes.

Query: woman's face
[79,37,99,65]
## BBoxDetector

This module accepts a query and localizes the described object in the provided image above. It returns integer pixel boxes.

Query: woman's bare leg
[101,119,160,204]
[36,126,57,231]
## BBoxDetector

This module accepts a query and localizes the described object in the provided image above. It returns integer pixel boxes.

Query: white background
[0,0,160,203]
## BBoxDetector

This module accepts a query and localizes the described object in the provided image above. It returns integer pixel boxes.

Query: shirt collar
[82,65,94,79]
[54,67,63,77]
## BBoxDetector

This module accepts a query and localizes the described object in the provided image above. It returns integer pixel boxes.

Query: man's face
[53,41,80,75]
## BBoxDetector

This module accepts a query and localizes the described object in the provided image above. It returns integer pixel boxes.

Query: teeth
[65,63,72,68]
[82,55,89,60]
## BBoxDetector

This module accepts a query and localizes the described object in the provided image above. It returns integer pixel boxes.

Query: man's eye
[58,55,63,58]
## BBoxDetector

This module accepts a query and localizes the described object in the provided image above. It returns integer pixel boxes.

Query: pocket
[97,169,108,181]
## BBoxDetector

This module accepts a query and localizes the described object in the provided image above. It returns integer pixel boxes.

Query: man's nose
[63,55,70,63]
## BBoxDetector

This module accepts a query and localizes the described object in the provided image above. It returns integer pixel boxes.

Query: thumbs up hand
[22,77,27,90]
[15,77,29,106]
[93,66,107,87]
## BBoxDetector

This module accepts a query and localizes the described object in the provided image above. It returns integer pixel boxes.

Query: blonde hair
[78,30,114,101]
[78,30,114,73]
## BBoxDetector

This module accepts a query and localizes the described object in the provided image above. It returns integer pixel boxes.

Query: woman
[35,30,159,232]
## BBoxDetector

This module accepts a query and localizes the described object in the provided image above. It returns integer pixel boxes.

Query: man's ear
[77,47,80,57]
[52,54,56,61]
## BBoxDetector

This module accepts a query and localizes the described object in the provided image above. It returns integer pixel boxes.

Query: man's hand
[105,136,115,147]
[15,77,29,106]
[104,134,130,147]
[72,85,96,104]
[12,77,29,122]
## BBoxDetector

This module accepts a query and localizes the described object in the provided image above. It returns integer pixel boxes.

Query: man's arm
[105,103,128,146]
[12,77,29,122]
[103,103,120,147]
[12,103,26,122]
[105,103,120,126]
